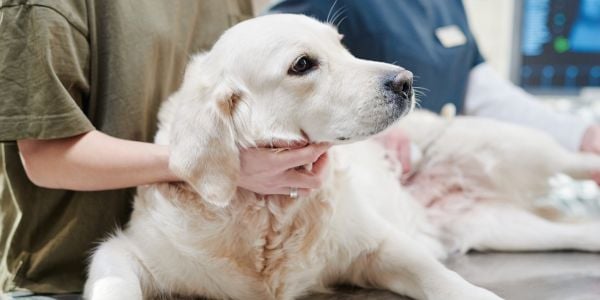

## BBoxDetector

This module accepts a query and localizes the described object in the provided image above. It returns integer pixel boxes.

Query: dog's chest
[189,191,334,298]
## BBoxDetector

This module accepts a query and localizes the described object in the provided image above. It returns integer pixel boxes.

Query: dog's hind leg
[84,236,146,300]
[347,232,503,300]
[445,204,600,253]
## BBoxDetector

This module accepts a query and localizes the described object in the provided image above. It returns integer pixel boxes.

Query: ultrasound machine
[510,0,600,215]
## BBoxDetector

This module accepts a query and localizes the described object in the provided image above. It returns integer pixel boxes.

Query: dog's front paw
[84,277,143,300]
[454,286,504,300]
[428,288,503,300]
[425,280,503,300]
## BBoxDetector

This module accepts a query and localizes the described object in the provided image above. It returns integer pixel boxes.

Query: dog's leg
[84,237,146,300]
[348,232,503,300]
[447,204,600,253]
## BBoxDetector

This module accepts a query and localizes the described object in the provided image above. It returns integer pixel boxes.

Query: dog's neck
[146,155,339,284]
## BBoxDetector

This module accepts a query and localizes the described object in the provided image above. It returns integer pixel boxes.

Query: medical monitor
[512,0,600,95]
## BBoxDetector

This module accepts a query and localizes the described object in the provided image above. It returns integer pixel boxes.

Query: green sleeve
[0,2,94,142]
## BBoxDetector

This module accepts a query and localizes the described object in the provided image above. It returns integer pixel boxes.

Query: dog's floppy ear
[168,57,242,207]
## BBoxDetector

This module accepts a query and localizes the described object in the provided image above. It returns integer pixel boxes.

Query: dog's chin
[330,127,389,145]
[277,122,394,146]
[321,124,397,145]
[327,96,414,144]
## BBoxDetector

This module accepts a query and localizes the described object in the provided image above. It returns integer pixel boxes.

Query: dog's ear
[168,61,242,207]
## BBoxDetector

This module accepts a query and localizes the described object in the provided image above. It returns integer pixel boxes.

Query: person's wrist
[158,145,180,182]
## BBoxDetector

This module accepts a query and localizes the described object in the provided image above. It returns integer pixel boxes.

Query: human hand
[581,124,600,154]
[237,142,330,197]
[580,124,600,183]
[375,128,412,174]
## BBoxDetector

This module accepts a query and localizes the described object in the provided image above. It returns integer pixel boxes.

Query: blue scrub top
[268,0,485,113]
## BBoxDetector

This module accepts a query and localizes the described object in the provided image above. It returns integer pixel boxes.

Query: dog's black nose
[391,70,413,98]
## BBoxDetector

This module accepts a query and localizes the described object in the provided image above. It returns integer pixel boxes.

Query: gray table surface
[301,252,600,300]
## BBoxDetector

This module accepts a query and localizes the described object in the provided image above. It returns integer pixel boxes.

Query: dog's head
[162,14,414,206]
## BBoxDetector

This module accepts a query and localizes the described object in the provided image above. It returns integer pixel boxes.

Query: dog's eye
[289,55,317,75]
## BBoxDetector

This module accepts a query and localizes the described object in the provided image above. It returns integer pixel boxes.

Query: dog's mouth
[333,93,415,143]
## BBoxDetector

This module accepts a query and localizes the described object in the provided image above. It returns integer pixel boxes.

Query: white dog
[85,14,600,300]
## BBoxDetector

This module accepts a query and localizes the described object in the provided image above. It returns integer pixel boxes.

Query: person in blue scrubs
[267,0,600,176]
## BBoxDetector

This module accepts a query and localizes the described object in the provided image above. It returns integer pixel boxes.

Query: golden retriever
[85,14,600,300]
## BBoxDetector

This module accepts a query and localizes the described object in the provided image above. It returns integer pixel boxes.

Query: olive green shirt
[0,0,252,293]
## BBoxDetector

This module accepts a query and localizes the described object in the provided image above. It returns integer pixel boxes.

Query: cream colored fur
[85,15,600,300]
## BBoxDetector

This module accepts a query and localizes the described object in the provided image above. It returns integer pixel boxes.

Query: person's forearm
[18,130,179,191]
[464,63,592,151]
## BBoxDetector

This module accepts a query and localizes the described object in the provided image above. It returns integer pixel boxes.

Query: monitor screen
[515,0,600,93]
